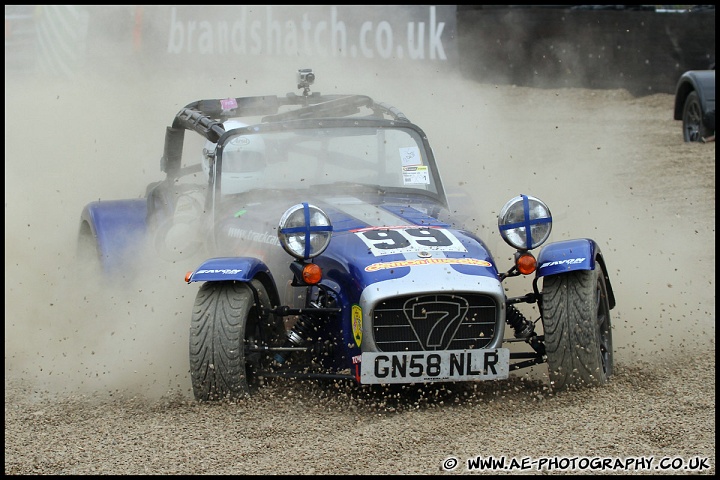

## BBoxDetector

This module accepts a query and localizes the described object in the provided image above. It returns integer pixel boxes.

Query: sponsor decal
[402,165,429,184]
[365,257,491,272]
[220,97,238,111]
[229,136,250,147]
[539,257,586,269]
[196,269,243,275]
[228,227,281,246]
[351,304,362,347]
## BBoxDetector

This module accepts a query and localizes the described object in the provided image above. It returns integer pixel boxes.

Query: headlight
[278,203,333,260]
[498,194,552,250]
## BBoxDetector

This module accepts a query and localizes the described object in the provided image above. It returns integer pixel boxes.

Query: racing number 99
[361,228,453,250]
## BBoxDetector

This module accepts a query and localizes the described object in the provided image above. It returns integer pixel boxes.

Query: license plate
[360,348,510,384]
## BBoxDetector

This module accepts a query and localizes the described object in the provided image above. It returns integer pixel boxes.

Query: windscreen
[215,125,439,197]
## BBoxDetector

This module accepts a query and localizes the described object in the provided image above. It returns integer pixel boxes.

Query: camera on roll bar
[297,68,315,96]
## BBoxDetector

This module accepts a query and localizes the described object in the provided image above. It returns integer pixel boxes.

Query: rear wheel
[682,91,709,142]
[189,279,283,401]
[147,184,206,261]
[76,221,103,277]
[541,264,613,390]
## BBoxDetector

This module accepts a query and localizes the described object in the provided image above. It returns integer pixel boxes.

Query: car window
[217,126,437,196]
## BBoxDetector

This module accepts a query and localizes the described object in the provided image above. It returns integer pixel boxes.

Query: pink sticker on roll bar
[220,98,238,110]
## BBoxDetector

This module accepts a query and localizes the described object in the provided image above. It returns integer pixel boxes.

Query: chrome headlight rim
[278,203,333,260]
[498,194,552,251]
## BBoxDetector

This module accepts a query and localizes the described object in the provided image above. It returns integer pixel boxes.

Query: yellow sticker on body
[351,304,362,347]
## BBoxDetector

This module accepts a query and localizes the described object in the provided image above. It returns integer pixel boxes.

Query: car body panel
[187,257,273,283]
[673,69,715,120]
[536,238,596,276]
[80,199,148,273]
[537,238,616,310]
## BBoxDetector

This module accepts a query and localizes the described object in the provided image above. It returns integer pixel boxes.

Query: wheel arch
[536,238,616,309]
[674,79,696,120]
[673,70,716,120]
[79,199,148,273]
[186,257,281,307]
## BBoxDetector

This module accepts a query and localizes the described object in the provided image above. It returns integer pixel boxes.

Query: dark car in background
[674,68,716,142]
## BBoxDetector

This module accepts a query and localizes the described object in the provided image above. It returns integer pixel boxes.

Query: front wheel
[189,279,283,401]
[541,264,613,390]
[682,91,710,142]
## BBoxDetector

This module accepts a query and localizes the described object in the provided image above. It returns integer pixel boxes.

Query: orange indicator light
[516,253,537,275]
[302,263,322,284]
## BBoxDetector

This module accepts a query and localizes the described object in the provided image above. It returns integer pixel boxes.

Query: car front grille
[371,293,497,352]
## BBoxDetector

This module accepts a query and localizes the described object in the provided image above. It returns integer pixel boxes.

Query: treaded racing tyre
[189,279,282,401]
[682,91,709,142]
[541,264,613,390]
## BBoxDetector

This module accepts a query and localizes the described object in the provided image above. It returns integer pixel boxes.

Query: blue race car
[78,69,616,401]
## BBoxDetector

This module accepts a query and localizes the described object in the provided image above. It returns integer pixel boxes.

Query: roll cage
[160,91,413,178]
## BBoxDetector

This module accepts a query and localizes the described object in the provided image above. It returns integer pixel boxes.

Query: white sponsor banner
[164,5,457,64]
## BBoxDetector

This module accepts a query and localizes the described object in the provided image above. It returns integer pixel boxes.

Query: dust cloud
[5,7,716,476]
[4,9,715,404]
